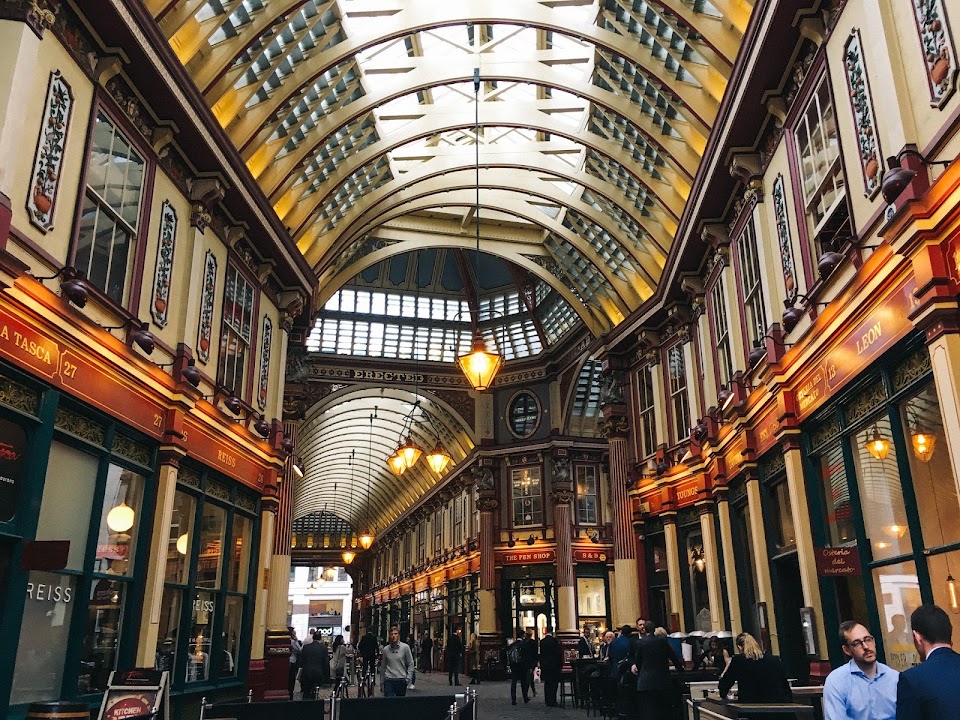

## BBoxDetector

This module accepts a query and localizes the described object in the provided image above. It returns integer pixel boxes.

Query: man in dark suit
[631,620,683,720]
[539,630,563,707]
[896,604,960,720]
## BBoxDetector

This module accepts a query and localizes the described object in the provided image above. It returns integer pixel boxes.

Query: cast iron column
[551,455,577,642]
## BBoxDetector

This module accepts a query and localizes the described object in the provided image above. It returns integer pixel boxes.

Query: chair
[559,669,575,709]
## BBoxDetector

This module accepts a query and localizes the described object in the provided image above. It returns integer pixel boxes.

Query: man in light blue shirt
[823,621,899,720]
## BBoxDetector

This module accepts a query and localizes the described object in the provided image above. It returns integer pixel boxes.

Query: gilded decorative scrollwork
[551,457,571,485]
[550,489,574,505]
[476,496,499,512]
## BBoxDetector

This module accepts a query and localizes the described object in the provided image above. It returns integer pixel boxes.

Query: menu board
[97,669,169,720]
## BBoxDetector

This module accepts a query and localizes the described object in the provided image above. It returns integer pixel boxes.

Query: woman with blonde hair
[718,633,791,703]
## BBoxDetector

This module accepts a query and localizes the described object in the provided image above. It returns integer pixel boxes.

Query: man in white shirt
[823,621,898,720]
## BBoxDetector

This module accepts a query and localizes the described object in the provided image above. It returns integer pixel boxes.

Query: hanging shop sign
[499,549,556,565]
[573,548,608,563]
[795,276,918,420]
[0,416,26,522]
[815,547,862,576]
[0,307,166,439]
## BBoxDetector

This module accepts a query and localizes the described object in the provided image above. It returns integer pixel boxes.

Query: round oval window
[508,391,540,438]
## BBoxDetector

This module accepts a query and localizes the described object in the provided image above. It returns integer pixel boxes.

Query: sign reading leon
[815,547,862,576]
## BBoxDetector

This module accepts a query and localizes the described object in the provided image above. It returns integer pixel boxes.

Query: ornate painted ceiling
[150,0,753,533]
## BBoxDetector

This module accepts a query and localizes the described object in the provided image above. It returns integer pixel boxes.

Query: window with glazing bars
[218,264,255,395]
[637,364,657,458]
[668,344,690,442]
[454,492,464,545]
[434,509,443,553]
[710,275,734,387]
[794,76,845,238]
[417,520,426,563]
[738,218,767,348]
[512,467,543,527]
[576,465,598,525]
[74,111,148,306]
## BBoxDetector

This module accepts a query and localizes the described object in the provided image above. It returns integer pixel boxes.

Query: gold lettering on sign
[856,322,882,356]
[677,486,698,500]
[217,449,237,467]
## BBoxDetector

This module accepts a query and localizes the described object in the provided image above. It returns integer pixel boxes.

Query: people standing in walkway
[447,628,464,686]
[406,634,417,689]
[632,619,684,720]
[332,634,350,687]
[578,626,594,658]
[525,630,540,697]
[288,627,302,700]
[610,625,632,679]
[299,634,329,699]
[467,633,481,685]
[540,629,563,707]
[358,631,378,679]
[508,632,530,705]
[718,632,790,704]
[421,634,434,672]
[896,604,960,720]
[379,626,415,697]
[823,621,898,720]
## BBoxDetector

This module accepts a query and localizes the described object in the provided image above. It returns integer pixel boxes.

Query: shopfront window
[817,441,855,545]
[155,469,258,689]
[872,561,921,671]
[685,531,712,632]
[768,480,796,551]
[576,577,607,619]
[11,422,155,706]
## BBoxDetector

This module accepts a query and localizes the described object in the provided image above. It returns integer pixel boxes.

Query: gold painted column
[714,489,742,636]
[745,474,779,653]
[474,462,500,673]
[697,502,725,632]
[781,434,828,659]
[600,365,640,627]
[662,512,685,631]
[551,456,577,635]
[924,333,960,499]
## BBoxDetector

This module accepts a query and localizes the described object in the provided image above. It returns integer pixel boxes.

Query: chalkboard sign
[0,417,26,523]
[97,669,169,720]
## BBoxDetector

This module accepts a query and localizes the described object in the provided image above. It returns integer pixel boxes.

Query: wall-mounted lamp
[292,457,305,479]
[881,150,951,204]
[181,358,202,388]
[35,266,89,308]
[748,334,792,367]
[102,319,156,355]
[280,433,295,454]
[718,375,752,412]
[507,533,516,548]
[253,416,271,438]
[691,545,706,573]
[781,294,811,334]
[587,529,600,544]
[526,534,536,546]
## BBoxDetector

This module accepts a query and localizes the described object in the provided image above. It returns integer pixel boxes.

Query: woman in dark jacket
[718,633,791,703]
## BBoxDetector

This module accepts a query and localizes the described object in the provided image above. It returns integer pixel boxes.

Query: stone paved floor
[401,669,586,720]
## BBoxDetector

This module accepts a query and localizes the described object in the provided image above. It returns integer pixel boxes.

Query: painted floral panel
[772,175,798,301]
[151,201,177,327]
[197,250,218,363]
[27,70,73,232]
[257,316,272,410]
[912,0,958,106]
[843,29,883,198]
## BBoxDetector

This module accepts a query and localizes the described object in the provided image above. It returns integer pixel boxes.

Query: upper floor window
[511,467,543,527]
[453,493,464,546]
[794,76,845,241]
[737,218,767,348]
[637,364,657,458]
[417,520,426,563]
[667,344,690,443]
[75,111,149,306]
[575,465,598,525]
[709,275,734,386]
[434,509,443,553]
[218,264,255,395]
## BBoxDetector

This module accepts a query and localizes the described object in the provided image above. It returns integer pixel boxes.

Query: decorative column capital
[0,0,59,38]
[550,488,574,505]
[477,496,499,513]
[188,176,225,232]
[598,413,629,439]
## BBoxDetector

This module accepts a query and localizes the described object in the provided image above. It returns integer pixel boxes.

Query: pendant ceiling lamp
[457,68,502,392]
[864,425,890,461]
[398,435,423,470]
[426,442,453,475]
[387,450,407,475]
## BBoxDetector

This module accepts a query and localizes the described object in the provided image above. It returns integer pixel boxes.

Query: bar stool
[559,670,575,709]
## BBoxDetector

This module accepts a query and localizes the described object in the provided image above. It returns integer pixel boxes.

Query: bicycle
[357,670,376,698]
[333,674,350,699]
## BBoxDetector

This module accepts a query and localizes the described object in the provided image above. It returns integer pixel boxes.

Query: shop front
[573,547,610,650]
[499,548,558,640]
[446,572,479,640]
[802,340,960,670]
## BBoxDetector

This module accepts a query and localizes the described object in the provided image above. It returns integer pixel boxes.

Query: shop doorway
[506,578,556,639]
[771,553,809,680]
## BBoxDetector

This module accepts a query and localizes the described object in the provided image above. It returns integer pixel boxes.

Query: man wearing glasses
[823,621,898,720]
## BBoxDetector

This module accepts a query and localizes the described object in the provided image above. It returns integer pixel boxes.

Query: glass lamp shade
[326,567,337,579]
[457,333,503,391]
[359,532,374,550]
[426,444,453,474]
[106,502,135,533]
[864,426,890,461]
[948,574,959,614]
[911,430,937,462]
[399,437,422,470]
[387,450,407,476]
[342,550,356,564]
[176,533,189,555]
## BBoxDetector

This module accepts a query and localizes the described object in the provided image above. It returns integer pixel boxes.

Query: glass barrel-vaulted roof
[155,0,751,531]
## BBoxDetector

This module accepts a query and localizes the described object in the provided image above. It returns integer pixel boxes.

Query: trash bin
[26,701,91,720]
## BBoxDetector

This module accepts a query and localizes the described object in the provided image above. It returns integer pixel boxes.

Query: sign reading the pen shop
[500,549,556,565]
[815,547,862,576]
[0,307,165,440]
[0,417,26,522]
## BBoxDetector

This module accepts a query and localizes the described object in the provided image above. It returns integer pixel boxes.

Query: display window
[5,395,156,709]
[804,344,960,670]
[154,464,259,689]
